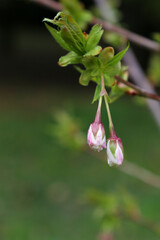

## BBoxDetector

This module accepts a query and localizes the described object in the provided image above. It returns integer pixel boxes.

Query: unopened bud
[107,136,123,166]
[87,122,106,152]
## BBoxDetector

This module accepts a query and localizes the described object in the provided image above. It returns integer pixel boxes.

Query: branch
[31,0,61,11]
[31,0,160,52]
[120,211,160,236]
[94,0,160,127]
[123,49,160,128]
[114,75,160,102]
[92,18,160,53]
[120,160,160,190]
[86,147,160,190]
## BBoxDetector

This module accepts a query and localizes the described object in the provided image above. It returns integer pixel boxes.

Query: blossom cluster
[87,97,124,167]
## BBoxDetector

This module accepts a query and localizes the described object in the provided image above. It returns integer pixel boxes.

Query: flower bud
[87,122,106,152]
[107,137,124,166]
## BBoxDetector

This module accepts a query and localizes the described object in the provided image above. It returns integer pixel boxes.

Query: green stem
[104,94,114,131]
[101,74,114,133]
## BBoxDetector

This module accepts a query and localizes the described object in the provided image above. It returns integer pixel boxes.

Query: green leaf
[99,47,114,64]
[92,84,101,103]
[74,65,83,73]
[59,12,86,54]
[104,43,129,68]
[90,68,101,77]
[152,32,160,43]
[63,13,86,45]
[58,51,81,66]
[109,84,125,103]
[103,75,115,87]
[44,13,86,55]
[82,56,99,69]
[60,24,85,54]
[44,22,71,51]
[147,53,160,85]
[79,70,91,86]
[82,57,101,79]
[86,24,104,51]
[84,46,102,57]
[104,62,121,77]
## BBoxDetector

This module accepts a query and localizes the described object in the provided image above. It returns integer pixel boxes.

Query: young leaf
[82,56,99,69]
[104,62,121,77]
[60,25,85,54]
[79,70,91,86]
[109,85,125,103]
[74,65,83,73]
[103,75,115,87]
[82,57,101,79]
[57,12,86,54]
[58,51,82,66]
[152,32,160,43]
[44,13,86,55]
[104,43,129,68]
[63,13,86,47]
[44,22,71,51]
[92,84,101,103]
[90,68,101,78]
[86,24,104,51]
[99,47,114,64]
[84,46,102,57]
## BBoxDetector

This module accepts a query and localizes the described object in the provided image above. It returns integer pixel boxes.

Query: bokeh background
[0,0,160,239]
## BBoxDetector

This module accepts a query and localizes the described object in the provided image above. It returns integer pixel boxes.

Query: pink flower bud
[87,122,106,152]
[107,136,124,166]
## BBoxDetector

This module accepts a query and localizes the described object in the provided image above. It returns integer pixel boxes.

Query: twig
[120,160,160,190]
[31,0,61,11]
[30,0,160,52]
[114,75,160,101]
[86,147,160,190]
[119,211,160,236]
[95,0,160,127]
[123,49,160,128]
[92,18,160,53]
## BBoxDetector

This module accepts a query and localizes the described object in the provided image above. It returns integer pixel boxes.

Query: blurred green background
[0,0,160,239]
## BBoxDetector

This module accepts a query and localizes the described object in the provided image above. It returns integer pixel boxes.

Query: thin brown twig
[114,75,160,101]
[31,0,61,11]
[92,18,160,53]
[95,0,160,127]
[31,0,160,52]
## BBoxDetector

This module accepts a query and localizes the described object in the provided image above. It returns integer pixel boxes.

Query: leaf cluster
[86,189,141,232]
[43,12,129,103]
[49,110,85,151]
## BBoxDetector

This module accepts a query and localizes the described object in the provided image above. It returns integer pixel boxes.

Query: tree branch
[94,0,160,127]
[123,49,160,128]
[31,0,160,52]
[86,147,160,190]
[92,18,160,53]
[114,75,160,101]
[31,0,61,11]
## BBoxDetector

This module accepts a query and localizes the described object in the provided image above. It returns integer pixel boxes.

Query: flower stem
[104,94,113,130]
[101,74,115,135]
[94,96,102,123]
